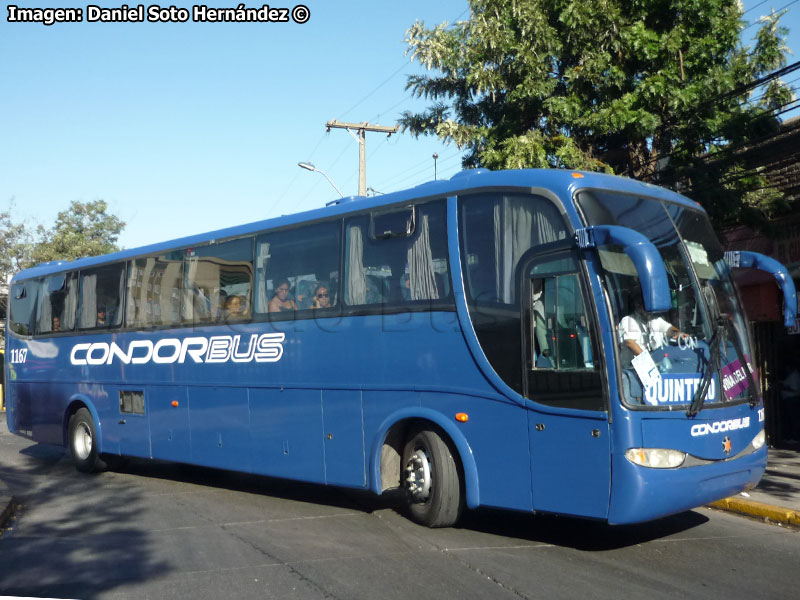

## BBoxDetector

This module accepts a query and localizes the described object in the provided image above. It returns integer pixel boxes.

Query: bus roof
[13,168,702,282]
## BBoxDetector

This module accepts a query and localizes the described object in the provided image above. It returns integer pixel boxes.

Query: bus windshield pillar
[575,225,671,313]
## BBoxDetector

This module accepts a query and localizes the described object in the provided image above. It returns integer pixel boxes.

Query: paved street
[2,420,799,600]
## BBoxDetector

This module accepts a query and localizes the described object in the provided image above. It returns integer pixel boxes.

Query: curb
[709,497,800,526]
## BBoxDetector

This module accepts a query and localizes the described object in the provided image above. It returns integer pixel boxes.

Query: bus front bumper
[607,445,767,525]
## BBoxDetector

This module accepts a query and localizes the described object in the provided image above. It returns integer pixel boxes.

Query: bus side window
[126,255,184,328]
[79,263,125,330]
[527,255,603,410]
[9,280,41,336]
[532,273,594,371]
[182,237,254,324]
[254,221,341,317]
[344,200,450,308]
[36,273,78,334]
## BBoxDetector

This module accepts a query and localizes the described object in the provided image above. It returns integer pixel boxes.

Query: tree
[400,0,794,228]
[0,205,34,287]
[31,200,125,264]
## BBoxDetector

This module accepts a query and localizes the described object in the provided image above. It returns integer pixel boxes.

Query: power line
[743,0,774,15]
[379,151,463,191]
[633,63,800,177]
[741,0,797,31]
[375,149,462,189]
[656,116,800,197]
[336,59,415,121]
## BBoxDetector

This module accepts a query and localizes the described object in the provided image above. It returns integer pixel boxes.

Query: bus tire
[68,408,106,473]
[402,427,464,528]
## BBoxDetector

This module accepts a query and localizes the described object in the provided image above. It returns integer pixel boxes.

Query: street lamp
[298,162,344,198]
[432,153,439,180]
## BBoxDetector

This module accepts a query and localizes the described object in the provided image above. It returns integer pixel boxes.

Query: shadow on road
[0,445,170,598]
[110,455,710,552]
[457,506,710,550]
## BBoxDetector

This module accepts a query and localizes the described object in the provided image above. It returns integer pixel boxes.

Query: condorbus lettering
[87,343,110,365]
[104,340,154,365]
[70,334,285,366]
[231,335,256,362]
[690,417,751,437]
[153,339,182,364]
[255,333,285,362]
[70,343,92,365]
[206,336,232,363]
[179,337,209,363]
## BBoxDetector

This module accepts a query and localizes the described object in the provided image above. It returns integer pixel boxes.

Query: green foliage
[0,205,35,286]
[400,0,794,229]
[0,200,125,287]
[31,200,125,265]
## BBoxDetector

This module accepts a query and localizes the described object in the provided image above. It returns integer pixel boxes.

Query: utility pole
[325,120,398,196]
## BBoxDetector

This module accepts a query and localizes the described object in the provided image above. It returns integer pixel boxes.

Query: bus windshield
[577,190,755,410]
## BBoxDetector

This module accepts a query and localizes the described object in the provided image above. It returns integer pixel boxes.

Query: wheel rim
[405,448,433,501]
[73,422,93,460]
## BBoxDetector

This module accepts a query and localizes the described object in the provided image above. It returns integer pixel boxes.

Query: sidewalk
[709,447,800,526]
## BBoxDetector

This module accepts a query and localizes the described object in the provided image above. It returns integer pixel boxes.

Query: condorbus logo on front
[689,417,750,437]
[70,334,285,366]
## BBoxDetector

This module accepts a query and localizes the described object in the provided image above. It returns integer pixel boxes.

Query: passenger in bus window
[268,279,298,312]
[96,306,107,326]
[52,316,61,332]
[310,283,331,309]
[223,295,247,320]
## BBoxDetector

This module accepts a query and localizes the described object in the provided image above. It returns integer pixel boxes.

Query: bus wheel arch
[401,424,465,527]
[67,407,108,473]
[64,398,113,473]
[374,413,478,525]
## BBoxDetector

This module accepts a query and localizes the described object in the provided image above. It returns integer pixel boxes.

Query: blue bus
[5,169,796,527]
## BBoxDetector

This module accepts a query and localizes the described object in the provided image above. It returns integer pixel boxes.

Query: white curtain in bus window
[494,196,566,304]
[79,265,125,329]
[461,194,567,307]
[407,214,439,301]
[255,242,271,313]
[346,225,367,305]
[37,273,78,333]
[125,256,183,328]
[79,274,97,327]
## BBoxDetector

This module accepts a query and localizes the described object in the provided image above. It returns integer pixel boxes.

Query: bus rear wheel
[402,427,464,528]
[68,408,107,473]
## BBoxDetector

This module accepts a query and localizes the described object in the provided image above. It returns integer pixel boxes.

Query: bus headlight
[751,429,766,451]
[625,448,687,469]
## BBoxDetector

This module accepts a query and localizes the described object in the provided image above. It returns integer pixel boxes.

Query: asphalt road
[1,422,799,599]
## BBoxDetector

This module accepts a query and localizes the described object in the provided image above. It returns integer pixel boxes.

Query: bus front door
[523,251,611,519]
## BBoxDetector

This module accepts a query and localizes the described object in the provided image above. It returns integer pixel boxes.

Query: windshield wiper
[687,321,724,417]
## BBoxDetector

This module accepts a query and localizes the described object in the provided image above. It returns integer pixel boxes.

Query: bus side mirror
[725,250,797,328]
[575,225,671,313]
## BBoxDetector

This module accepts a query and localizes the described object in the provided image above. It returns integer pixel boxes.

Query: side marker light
[455,413,469,423]
[572,172,584,179]
[171,401,179,408]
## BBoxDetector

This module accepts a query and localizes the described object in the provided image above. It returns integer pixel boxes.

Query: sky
[1,0,798,251]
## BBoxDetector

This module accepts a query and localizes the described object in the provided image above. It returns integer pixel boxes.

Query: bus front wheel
[402,427,464,527]
[68,408,106,473]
